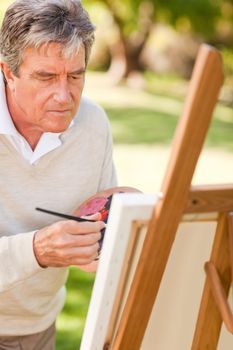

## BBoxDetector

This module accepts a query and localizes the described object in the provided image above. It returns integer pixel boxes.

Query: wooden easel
[110,44,233,349]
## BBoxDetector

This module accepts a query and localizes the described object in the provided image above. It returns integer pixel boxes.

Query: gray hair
[0,0,95,76]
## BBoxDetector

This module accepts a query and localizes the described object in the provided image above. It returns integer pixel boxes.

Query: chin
[46,124,70,133]
[43,117,73,133]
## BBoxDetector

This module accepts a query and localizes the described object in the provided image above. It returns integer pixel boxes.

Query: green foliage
[83,0,233,80]
[84,0,153,37]
[222,49,233,76]
[157,0,221,38]
[83,0,232,45]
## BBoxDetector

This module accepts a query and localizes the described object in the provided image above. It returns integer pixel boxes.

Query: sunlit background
[1,0,232,348]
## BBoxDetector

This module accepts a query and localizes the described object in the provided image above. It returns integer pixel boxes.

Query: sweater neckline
[0,132,76,171]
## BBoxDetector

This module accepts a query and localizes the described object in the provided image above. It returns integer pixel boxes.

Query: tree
[83,0,232,81]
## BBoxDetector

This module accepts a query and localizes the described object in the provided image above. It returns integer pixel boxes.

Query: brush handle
[35,207,95,222]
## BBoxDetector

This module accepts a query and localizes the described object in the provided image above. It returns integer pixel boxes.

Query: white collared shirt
[0,72,71,165]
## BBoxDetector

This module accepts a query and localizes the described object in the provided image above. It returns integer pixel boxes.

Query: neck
[18,130,42,151]
[6,85,42,150]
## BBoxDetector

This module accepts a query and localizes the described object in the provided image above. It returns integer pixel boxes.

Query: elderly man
[0,0,117,348]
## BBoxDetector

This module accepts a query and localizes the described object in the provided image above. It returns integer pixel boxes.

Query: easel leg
[191,213,231,350]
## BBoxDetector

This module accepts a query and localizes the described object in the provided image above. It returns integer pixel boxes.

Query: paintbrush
[35,207,95,222]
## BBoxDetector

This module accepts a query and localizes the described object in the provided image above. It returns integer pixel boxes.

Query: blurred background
[1,0,232,348]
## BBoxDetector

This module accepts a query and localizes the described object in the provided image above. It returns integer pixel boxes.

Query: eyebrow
[31,68,86,77]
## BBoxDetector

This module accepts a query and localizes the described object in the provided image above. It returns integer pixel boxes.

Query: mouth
[48,108,71,112]
[47,109,71,115]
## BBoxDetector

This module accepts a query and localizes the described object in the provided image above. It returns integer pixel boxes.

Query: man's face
[5,42,86,133]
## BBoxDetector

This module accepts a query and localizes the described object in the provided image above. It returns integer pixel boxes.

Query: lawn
[84,72,233,150]
[56,268,94,349]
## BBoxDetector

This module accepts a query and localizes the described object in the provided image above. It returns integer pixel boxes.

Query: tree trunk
[105,1,155,83]
[107,36,144,82]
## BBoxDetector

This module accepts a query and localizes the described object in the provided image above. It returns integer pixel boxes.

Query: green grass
[143,73,233,150]
[106,106,177,144]
[56,268,95,350]
[105,101,233,149]
[84,72,233,150]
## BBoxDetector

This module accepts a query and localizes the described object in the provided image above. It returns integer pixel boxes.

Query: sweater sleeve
[97,118,118,192]
[0,231,43,292]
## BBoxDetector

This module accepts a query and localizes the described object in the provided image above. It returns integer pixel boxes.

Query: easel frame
[81,44,233,349]
[111,44,232,349]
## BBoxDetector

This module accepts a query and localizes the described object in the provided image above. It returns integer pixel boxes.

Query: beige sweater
[0,96,117,335]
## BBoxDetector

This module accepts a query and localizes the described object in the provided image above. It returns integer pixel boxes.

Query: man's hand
[33,213,104,269]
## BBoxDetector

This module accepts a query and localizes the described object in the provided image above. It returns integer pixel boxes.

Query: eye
[69,71,85,81]
[35,74,54,82]
[43,75,55,81]
[70,74,82,80]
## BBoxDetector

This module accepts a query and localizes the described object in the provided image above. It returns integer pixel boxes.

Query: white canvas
[80,193,159,350]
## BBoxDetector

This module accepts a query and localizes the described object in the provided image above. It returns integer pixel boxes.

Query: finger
[56,231,101,249]
[54,219,106,235]
[81,212,102,221]
[35,239,100,268]
[60,242,100,264]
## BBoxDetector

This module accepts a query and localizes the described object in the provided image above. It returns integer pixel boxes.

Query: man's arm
[0,214,104,292]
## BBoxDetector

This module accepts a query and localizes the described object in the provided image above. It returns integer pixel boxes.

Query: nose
[53,79,71,105]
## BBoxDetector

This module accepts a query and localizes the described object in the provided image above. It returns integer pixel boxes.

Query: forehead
[20,42,85,72]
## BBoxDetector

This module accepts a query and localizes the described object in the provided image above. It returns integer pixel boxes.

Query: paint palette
[74,186,140,248]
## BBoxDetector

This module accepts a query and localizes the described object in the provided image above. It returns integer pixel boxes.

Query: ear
[1,62,17,91]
